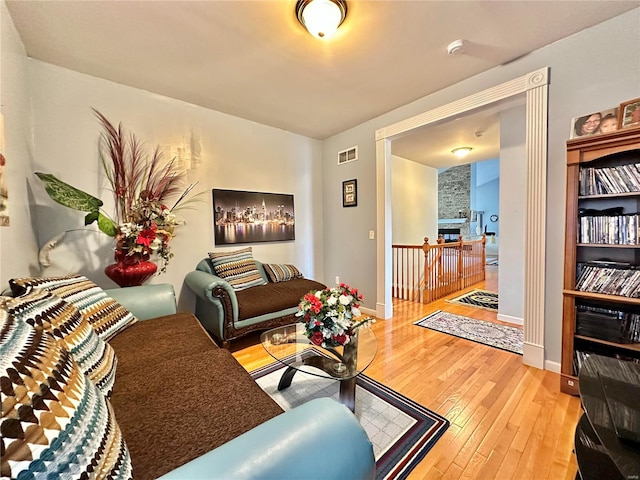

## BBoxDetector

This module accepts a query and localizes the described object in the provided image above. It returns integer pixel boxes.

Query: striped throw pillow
[1,287,118,397]
[263,263,304,283]
[10,275,137,341]
[208,247,267,291]
[0,309,132,479]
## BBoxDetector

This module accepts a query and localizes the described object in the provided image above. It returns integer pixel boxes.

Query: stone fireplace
[438,164,470,238]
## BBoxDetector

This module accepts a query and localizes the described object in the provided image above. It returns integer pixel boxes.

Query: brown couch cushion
[108,313,283,480]
[108,313,215,379]
[235,278,326,321]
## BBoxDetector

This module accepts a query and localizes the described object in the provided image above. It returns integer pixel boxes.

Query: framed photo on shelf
[618,97,640,130]
[569,107,619,139]
[342,179,357,208]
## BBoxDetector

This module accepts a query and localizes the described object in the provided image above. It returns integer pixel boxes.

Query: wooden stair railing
[393,235,487,304]
[392,243,425,301]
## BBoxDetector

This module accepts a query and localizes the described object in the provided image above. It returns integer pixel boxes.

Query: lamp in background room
[296,0,347,39]
[451,147,472,159]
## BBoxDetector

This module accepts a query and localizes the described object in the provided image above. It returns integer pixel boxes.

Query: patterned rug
[250,352,449,480]
[414,310,523,355]
[446,288,498,311]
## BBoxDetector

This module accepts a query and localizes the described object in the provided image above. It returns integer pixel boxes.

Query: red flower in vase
[311,331,324,345]
[332,333,347,345]
[136,224,157,247]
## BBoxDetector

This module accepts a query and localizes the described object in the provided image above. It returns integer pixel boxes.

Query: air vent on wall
[338,146,358,165]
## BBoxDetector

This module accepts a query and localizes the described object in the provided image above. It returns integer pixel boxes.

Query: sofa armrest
[184,270,239,342]
[158,398,375,480]
[104,284,177,320]
[184,270,239,317]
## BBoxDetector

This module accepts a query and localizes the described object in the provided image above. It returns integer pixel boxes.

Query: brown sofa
[105,285,375,479]
[185,259,326,348]
[108,311,283,479]
[1,282,376,479]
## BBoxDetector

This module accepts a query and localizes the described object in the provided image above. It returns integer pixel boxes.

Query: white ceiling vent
[338,146,358,165]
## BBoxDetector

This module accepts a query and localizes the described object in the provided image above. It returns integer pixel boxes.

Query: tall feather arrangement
[35,109,199,274]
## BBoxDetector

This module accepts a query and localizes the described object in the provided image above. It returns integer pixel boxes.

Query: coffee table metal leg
[278,366,298,391]
[339,377,356,413]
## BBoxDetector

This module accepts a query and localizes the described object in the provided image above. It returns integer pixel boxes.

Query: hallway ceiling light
[296,0,347,39]
[451,147,473,158]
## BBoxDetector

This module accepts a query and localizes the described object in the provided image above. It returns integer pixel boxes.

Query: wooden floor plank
[231,267,583,479]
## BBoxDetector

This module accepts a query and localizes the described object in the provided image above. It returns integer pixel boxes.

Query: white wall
[497,106,526,325]
[471,158,500,237]
[25,60,324,308]
[391,155,438,245]
[0,2,39,282]
[321,8,640,364]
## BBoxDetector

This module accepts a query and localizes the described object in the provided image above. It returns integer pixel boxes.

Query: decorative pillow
[10,274,137,341]
[208,247,268,291]
[1,287,117,397]
[0,309,132,479]
[263,263,304,283]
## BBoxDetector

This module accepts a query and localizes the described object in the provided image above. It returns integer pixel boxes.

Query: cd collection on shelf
[578,213,639,244]
[576,304,640,343]
[575,262,640,298]
[579,162,640,196]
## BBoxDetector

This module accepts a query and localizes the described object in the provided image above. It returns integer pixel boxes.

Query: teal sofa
[185,258,326,348]
[106,284,376,479]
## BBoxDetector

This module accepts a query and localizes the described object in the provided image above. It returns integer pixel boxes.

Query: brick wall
[438,164,470,238]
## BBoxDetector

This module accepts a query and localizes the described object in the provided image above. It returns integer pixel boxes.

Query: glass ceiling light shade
[451,147,473,159]
[296,0,347,39]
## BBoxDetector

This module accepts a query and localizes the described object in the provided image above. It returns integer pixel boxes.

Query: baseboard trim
[545,360,561,373]
[497,313,523,326]
[361,306,377,317]
[376,302,392,319]
[523,342,544,370]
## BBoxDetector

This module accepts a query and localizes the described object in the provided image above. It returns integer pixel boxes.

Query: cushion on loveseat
[107,312,283,480]
[0,309,132,479]
[263,263,304,282]
[208,247,268,291]
[235,277,326,321]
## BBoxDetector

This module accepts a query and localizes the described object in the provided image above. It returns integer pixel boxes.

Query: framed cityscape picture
[212,189,295,244]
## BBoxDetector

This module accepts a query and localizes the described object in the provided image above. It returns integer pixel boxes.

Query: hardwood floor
[231,265,582,479]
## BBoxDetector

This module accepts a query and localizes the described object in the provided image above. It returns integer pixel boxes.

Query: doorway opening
[375,68,550,369]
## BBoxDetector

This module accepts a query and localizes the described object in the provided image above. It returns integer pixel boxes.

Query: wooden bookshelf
[562,129,640,396]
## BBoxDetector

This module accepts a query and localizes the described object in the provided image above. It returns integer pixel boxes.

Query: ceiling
[391,96,526,168]
[6,0,638,145]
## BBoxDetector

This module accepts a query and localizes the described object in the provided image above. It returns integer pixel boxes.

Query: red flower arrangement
[296,283,373,348]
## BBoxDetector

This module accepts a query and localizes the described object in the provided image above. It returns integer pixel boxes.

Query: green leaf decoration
[97,213,118,237]
[35,172,103,212]
[84,211,99,225]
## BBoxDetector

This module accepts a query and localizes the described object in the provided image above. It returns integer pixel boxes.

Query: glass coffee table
[260,323,377,412]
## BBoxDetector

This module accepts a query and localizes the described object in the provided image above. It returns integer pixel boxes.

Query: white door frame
[375,67,549,369]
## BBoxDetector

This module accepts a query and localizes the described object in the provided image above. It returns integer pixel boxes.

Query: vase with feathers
[36,109,197,286]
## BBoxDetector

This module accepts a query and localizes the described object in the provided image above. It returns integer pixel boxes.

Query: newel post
[422,237,431,303]
[457,235,464,290]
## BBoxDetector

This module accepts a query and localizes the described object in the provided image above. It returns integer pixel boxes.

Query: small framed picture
[618,98,640,130]
[570,107,619,139]
[342,179,357,208]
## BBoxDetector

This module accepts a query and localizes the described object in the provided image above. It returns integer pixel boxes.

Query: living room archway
[374,68,549,369]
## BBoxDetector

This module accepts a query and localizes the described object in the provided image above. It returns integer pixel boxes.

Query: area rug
[250,351,449,480]
[446,288,498,311]
[414,310,523,355]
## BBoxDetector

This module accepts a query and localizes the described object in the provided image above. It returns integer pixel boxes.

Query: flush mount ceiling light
[451,147,473,158]
[296,0,347,39]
